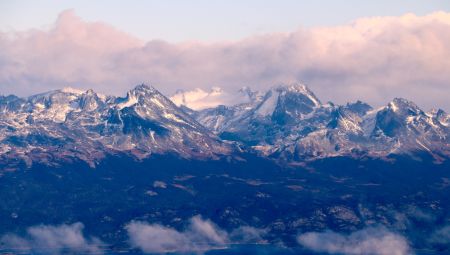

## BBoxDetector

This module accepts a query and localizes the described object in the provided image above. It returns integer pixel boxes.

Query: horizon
[2,82,446,113]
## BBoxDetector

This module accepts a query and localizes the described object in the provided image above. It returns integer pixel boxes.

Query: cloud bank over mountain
[169,87,255,110]
[1,10,450,110]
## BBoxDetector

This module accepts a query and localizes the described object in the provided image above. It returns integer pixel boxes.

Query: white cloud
[126,216,227,253]
[170,87,253,110]
[126,215,265,253]
[0,222,105,255]
[126,222,196,253]
[297,227,411,255]
[1,10,450,110]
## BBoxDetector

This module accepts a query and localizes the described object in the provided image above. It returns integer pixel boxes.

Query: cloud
[170,87,254,110]
[126,215,265,253]
[429,225,450,245]
[153,180,167,189]
[0,222,105,254]
[1,10,450,110]
[297,227,411,255]
[229,226,268,243]
[126,216,227,253]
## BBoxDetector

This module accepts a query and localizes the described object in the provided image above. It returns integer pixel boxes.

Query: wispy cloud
[0,222,105,255]
[297,227,411,255]
[429,225,450,245]
[1,10,450,110]
[126,215,265,253]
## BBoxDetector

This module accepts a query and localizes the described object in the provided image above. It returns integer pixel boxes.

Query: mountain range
[0,84,230,169]
[1,83,450,254]
[192,83,450,162]
[1,83,449,169]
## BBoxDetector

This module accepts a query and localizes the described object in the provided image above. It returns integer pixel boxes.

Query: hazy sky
[1,1,450,110]
[2,0,449,42]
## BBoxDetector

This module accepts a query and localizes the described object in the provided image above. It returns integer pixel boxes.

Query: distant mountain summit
[193,83,450,161]
[0,83,449,169]
[0,84,230,168]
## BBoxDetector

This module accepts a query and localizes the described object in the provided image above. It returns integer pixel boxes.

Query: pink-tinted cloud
[1,10,450,110]
[297,227,411,255]
[126,215,265,253]
[0,222,105,254]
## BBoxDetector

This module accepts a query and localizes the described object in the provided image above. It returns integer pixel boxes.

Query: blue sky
[1,0,450,42]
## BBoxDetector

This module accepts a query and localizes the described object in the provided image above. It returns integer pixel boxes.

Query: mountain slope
[192,84,450,161]
[1,83,449,169]
[0,84,231,168]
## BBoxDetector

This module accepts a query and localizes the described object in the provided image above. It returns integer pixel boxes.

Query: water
[1,245,446,255]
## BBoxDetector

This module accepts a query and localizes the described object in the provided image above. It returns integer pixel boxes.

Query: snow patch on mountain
[256,90,278,116]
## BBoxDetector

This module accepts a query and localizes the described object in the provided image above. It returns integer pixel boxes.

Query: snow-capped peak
[129,84,158,95]
[435,109,449,127]
[388,98,423,116]
[192,84,450,161]
[276,82,308,94]
[255,83,321,118]
[276,83,321,107]
[0,84,232,166]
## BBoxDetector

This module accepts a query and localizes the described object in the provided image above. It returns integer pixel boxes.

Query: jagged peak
[347,100,369,106]
[345,100,373,116]
[116,83,180,111]
[390,97,418,107]
[435,109,449,126]
[436,108,448,116]
[275,82,308,92]
[129,83,158,95]
[253,82,322,119]
[388,98,423,115]
[84,88,95,95]
[78,89,103,111]
[118,84,160,106]
[273,82,321,106]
